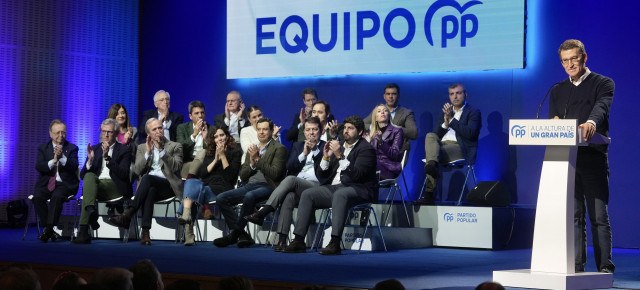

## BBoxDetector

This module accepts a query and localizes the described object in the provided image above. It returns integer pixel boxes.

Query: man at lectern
[549,39,615,273]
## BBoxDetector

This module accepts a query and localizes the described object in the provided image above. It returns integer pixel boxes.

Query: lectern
[493,119,613,290]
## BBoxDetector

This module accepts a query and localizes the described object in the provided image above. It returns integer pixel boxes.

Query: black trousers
[575,148,614,271]
[131,175,175,229]
[33,182,74,227]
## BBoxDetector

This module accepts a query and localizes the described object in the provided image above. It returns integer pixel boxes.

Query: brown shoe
[283,238,307,253]
[140,229,151,245]
[319,240,341,255]
[107,207,135,228]
[274,237,287,252]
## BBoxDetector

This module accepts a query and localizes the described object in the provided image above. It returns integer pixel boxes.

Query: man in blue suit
[33,119,79,242]
[417,83,481,205]
[244,116,327,251]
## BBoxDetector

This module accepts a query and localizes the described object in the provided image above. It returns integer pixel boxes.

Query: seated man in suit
[177,100,215,178]
[213,117,287,248]
[109,118,183,245]
[285,87,318,143]
[140,90,184,142]
[283,115,378,255]
[364,83,418,152]
[73,118,132,244]
[416,83,481,205]
[297,100,339,142]
[244,116,327,251]
[214,91,249,143]
[33,119,80,242]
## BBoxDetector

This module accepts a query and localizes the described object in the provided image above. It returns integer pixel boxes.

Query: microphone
[563,85,574,119]
[536,81,563,119]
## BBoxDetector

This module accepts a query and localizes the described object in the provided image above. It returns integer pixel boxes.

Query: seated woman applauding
[178,126,242,246]
[364,104,404,180]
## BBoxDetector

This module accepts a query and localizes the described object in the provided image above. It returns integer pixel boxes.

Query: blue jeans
[178,179,217,219]
[216,182,272,230]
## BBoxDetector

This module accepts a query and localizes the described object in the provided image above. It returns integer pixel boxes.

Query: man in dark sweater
[549,39,615,273]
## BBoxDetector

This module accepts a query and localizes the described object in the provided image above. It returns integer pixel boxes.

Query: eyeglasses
[561,56,581,66]
[156,97,170,103]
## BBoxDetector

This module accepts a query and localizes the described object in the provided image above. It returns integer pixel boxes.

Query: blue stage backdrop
[0,1,138,220]
[139,0,639,248]
[2,1,637,248]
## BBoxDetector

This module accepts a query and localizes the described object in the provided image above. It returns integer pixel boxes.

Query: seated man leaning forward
[213,117,287,248]
[416,83,481,205]
[109,118,184,245]
[283,115,378,255]
[243,116,328,251]
[177,100,215,178]
[73,118,132,244]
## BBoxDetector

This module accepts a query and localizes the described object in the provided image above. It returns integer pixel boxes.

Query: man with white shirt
[109,118,183,245]
[177,101,214,178]
[283,115,378,255]
[243,117,327,251]
[214,91,249,143]
[416,83,481,205]
[33,119,79,242]
[73,118,132,244]
[140,90,184,142]
[213,117,287,249]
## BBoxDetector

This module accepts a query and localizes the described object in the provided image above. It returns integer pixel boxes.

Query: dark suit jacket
[364,105,417,151]
[214,112,250,137]
[369,124,404,180]
[34,140,80,195]
[140,109,184,142]
[134,139,184,199]
[316,138,379,202]
[287,140,328,183]
[239,141,287,190]
[435,104,481,164]
[176,121,215,162]
[80,142,133,198]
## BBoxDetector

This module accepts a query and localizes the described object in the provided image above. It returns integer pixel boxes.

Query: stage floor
[2,228,639,290]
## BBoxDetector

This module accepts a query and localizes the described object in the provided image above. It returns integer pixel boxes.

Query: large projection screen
[227,0,525,79]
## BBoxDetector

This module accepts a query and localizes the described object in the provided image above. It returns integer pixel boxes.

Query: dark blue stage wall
[0,1,138,223]
[139,1,639,247]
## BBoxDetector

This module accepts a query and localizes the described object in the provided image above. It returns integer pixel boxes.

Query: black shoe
[424,161,440,178]
[38,227,54,243]
[213,230,240,248]
[575,265,585,272]
[87,206,100,230]
[599,267,614,274]
[414,195,435,205]
[140,229,151,245]
[283,239,307,253]
[72,230,92,244]
[243,212,265,226]
[236,230,255,248]
[274,237,287,252]
[50,230,61,242]
[319,240,341,255]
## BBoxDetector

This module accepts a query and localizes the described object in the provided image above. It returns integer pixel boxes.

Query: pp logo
[443,213,454,222]
[511,125,526,138]
[424,0,482,47]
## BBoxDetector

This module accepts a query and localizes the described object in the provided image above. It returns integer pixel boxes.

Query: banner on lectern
[509,119,578,146]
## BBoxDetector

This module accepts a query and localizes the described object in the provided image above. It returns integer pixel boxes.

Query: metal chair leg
[457,165,475,206]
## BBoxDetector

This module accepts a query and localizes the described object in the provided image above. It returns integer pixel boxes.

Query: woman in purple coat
[364,104,404,180]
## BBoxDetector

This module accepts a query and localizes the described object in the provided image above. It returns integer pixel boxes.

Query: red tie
[48,164,57,192]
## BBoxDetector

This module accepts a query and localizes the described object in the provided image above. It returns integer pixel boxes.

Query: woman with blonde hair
[364,104,404,180]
